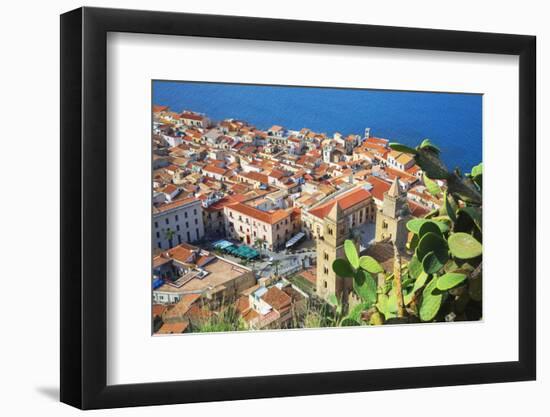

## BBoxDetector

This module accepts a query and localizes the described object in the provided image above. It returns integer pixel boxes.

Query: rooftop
[226,202,293,225]
[309,186,372,219]
[153,197,201,215]
[156,321,189,334]
[155,245,252,295]
[261,286,292,311]
[181,112,206,121]
[203,164,228,175]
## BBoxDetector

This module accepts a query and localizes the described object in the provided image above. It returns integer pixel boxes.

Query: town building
[180,111,211,129]
[385,149,415,171]
[302,186,375,240]
[153,243,256,306]
[224,203,300,250]
[153,197,205,249]
[236,281,308,330]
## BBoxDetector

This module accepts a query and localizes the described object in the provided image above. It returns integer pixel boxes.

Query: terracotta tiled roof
[152,304,167,318]
[161,184,178,194]
[157,321,189,334]
[163,293,202,322]
[235,296,250,315]
[365,176,392,201]
[406,165,421,175]
[239,171,269,184]
[268,170,285,179]
[153,105,169,113]
[261,287,292,311]
[364,137,389,146]
[300,268,317,285]
[309,187,372,219]
[384,167,417,183]
[203,165,228,175]
[408,201,431,217]
[226,202,292,225]
[153,197,200,214]
[162,244,196,263]
[186,304,213,323]
[181,112,205,121]
[242,308,260,323]
[203,194,247,212]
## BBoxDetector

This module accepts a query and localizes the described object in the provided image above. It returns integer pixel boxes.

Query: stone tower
[323,143,334,163]
[375,177,411,249]
[364,127,371,139]
[316,202,354,304]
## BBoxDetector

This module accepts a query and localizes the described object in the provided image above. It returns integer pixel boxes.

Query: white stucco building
[153,197,205,249]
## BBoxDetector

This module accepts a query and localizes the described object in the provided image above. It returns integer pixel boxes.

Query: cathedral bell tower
[375,177,411,249]
[316,202,355,304]
[323,143,334,163]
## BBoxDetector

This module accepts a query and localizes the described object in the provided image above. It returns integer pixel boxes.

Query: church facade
[314,177,411,306]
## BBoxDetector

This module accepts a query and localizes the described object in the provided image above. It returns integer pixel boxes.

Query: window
[328,228,333,235]
[185,221,189,228]
[156,232,160,238]
[194,208,197,215]
[154,221,158,229]
[157,242,162,249]
[324,267,329,275]
[184,212,188,219]
[324,280,328,288]
[175,214,179,221]
[178,235,182,244]
[324,252,329,261]
[186,231,191,241]
[194,218,198,225]
[165,218,169,225]
[196,229,199,239]
[176,225,180,231]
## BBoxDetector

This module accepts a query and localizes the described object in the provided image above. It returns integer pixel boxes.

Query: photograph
[151,81,483,334]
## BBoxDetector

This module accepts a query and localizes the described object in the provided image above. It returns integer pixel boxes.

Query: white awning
[285,232,305,248]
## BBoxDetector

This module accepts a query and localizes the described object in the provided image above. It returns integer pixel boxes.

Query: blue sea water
[152,81,482,172]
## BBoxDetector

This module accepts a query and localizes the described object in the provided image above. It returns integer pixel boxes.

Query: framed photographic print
[60,6,536,410]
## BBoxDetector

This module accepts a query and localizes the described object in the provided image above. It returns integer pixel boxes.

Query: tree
[163,228,176,246]
[271,259,281,277]
[254,237,266,253]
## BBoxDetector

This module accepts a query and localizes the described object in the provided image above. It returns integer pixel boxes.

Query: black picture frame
[60,6,536,410]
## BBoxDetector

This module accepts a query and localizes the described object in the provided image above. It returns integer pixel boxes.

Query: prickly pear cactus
[330,139,483,326]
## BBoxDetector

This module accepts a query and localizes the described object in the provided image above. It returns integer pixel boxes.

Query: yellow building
[314,186,375,304]
[224,202,300,251]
